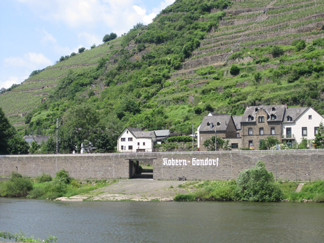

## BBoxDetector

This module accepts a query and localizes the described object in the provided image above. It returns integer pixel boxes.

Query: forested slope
[1,0,324,152]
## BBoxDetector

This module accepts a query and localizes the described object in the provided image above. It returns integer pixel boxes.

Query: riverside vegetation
[0,231,57,243]
[2,0,324,154]
[0,169,116,200]
[174,161,324,203]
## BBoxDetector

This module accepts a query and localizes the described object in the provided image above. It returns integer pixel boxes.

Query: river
[0,198,323,243]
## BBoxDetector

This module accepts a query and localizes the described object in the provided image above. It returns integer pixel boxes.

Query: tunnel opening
[129,159,153,179]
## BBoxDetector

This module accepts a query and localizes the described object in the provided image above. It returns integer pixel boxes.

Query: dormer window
[258,116,264,123]
[217,122,221,126]
[272,107,276,111]
[248,115,254,121]
[270,114,277,120]
[255,108,258,112]
[207,122,210,126]
[287,116,293,121]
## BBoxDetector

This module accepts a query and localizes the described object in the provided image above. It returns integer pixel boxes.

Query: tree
[254,72,262,83]
[103,33,117,43]
[259,137,280,150]
[0,107,29,155]
[234,161,283,202]
[203,136,225,151]
[29,141,40,154]
[78,47,85,53]
[271,46,284,57]
[314,123,324,148]
[295,40,306,51]
[230,65,240,75]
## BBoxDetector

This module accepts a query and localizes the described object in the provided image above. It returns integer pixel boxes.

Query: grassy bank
[174,161,324,203]
[174,180,324,202]
[0,170,117,200]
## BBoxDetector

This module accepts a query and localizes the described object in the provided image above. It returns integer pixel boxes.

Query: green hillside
[1,0,324,152]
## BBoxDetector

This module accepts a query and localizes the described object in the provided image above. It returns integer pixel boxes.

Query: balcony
[282,134,295,140]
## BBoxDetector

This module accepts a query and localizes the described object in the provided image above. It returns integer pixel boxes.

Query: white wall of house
[117,129,153,152]
[197,124,201,149]
[282,108,324,144]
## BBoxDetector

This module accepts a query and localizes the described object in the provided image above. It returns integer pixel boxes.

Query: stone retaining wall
[1,150,324,181]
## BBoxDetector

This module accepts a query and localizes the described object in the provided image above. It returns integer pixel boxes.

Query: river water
[0,198,323,243]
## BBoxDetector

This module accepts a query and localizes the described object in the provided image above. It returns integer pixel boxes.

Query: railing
[282,134,295,139]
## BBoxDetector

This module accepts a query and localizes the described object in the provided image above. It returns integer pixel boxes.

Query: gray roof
[133,131,156,139]
[233,116,242,130]
[199,114,231,132]
[23,135,50,145]
[241,105,286,123]
[283,107,308,122]
[128,127,142,133]
[154,130,170,137]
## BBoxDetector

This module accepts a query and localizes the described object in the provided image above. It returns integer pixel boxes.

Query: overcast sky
[0,0,175,89]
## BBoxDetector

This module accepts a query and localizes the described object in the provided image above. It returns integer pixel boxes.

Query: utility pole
[56,118,59,154]
[192,123,194,152]
[215,124,217,151]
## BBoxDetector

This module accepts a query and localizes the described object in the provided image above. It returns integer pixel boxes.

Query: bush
[230,65,240,75]
[194,107,202,114]
[203,103,214,112]
[291,39,302,46]
[167,136,192,143]
[254,72,262,83]
[174,194,196,201]
[78,47,85,53]
[36,173,52,183]
[55,169,71,184]
[27,186,45,199]
[103,33,117,43]
[255,56,270,64]
[271,46,284,57]
[71,179,80,188]
[234,161,283,202]
[295,40,306,51]
[0,172,33,197]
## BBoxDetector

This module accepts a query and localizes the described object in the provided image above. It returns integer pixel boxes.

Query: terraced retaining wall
[1,150,324,181]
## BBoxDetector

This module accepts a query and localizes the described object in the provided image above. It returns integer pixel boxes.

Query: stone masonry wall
[1,150,324,182]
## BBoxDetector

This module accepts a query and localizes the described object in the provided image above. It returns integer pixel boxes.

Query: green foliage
[271,46,284,57]
[103,33,117,42]
[194,107,202,114]
[259,137,280,150]
[255,56,270,64]
[36,173,52,183]
[174,194,196,201]
[295,40,306,51]
[254,72,262,83]
[29,141,40,154]
[195,66,217,76]
[0,107,29,155]
[137,43,146,52]
[234,161,283,202]
[55,169,72,184]
[167,136,192,143]
[230,65,240,75]
[78,47,85,53]
[314,123,324,148]
[299,137,308,149]
[203,136,225,151]
[0,231,57,243]
[0,172,33,197]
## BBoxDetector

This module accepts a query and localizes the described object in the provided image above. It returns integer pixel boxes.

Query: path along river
[1,198,324,243]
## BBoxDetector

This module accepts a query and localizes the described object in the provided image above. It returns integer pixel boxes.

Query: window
[143,142,145,146]
[271,127,275,135]
[248,128,253,135]
[302,127,307,136]
[271,114,277,120]
[255,108,258,112]
[286,127,292,138]
[121,138,125,141]
[258,116,264,123]
[127,131,128,134]
[128,146,133,150]
[259,127,264,135]
[248,115,254,121]
[137,142,140,146]
[249,140,253,148]
[128,137,133,141]
[121,145,124,150]
[231,143,238,149]
[287,116,293,121]
[217,122,221,126]
[236,133,240,138]
[315,127,319,135]
[309,115,312,120]
[272,107,276,111]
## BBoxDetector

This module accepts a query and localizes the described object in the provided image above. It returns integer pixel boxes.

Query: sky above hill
[0,0,175,90]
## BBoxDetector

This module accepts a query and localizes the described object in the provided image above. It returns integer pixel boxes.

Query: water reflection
[0,199,323,243]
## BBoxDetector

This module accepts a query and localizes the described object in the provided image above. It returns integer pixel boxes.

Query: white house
[117,127,156,153]
[282,107,324,146]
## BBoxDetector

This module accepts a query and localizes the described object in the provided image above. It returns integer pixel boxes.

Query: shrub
[203,103,214,112]
[27,186,45,199]
[271,46,284,57]
[167,136,192,143]
[234,161,283,202]
[78,47,85,53]
[255,56,270,64]
[37,173,52,183]
[71,179,80,188]
[44,180,67,199]
[230,65,240,75]
[0,172,33,197]
[70,52,76,57]
[194,107,202,114]
[295,40,306,51]
[174,194,196,201]
[254,72,262,83]
[313,193,324,203]
[291,39,302,46]
[103,33,117,43]
[55,169,71,184]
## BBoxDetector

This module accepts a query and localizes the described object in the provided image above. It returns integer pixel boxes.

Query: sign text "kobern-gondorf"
[163,158,219,166]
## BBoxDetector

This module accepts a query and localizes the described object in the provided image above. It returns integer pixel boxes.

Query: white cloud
[4,53,52,69]
[0,75,28,89]
[40,30,57,44]
[16,0,176,35]
[78,32,102,47]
